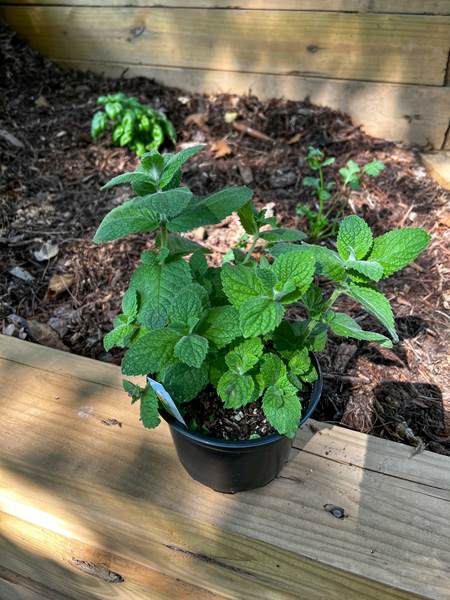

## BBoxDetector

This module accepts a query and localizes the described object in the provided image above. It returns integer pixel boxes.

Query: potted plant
[93,145,430,493]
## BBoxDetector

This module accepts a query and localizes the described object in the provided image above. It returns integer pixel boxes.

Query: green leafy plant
[297,146,385,239]
[93,145,430,439]
[91,93,177,156]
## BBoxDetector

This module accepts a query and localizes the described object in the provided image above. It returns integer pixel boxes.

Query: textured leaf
[169,289,203,324]
[163,362,209,403]
[122,288,138,318]
[292,320,328,352]
[225,338,263,374]
[167,187,253,232]
[240,297,284,338]
[368,228,431,277]
[133,188,192,217]
[121,328,181,375]
[221,263,261,309]
[237,202,259,236]
[287,348,311,376]
[190,250,209,278]
[260,353,286,388]
[304,245,347,282]
[139,152,165,181]
[301,284,324,317]
[269,243,309,258]
[327,311,392,347]
[174,334,209,368]
[271,250,315,296]
[262,387,301,438]
[345,259,384,282]
[200,306,241,348]
[159,145,205,188]
[347,283,398,342]
[363,160,385,176]
[140,384,161,429]
[93,201,159,243]
[129,260,192,329]
[101,171,157,190]
[103,324,135,351]
[156,234,211,256]
[337,215,373,260]
[218,371,254,409]
[259,228,307,243]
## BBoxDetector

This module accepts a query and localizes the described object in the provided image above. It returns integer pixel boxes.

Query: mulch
[1,24,450,453]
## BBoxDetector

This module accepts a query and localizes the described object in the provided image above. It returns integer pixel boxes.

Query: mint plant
[94,145,430,439]
[297,147,385,239]
[91,93,176,156]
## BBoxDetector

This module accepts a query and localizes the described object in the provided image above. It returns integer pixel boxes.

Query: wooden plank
[421,151,450,188]
[2,7,450,85]
[52,59,450,148]
[2,1,450,16]
[1,336,450,599]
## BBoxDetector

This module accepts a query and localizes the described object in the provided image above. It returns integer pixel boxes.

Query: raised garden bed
[1,24,450,457]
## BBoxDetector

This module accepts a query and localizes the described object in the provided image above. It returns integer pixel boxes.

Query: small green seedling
[297,146,385,239]
[91,93,176,156]
[93,145,429,438]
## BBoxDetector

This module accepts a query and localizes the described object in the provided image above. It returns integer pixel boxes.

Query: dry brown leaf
[287,132,303,145]
[35,95,49,107]
[210,140,232,159]
[27,320,69,351]
[184,113,208,130]
[44,273,75,301]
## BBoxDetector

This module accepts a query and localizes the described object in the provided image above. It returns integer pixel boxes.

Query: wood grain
[421,151,450,188]
[1,335,450,599]
[2,7,450,85]
[50,59,450,148]
[2,1,450,16]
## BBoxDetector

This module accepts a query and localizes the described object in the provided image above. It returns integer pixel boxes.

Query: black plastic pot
[160,354,322,493]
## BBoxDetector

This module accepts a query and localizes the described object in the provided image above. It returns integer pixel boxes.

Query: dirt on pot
[1,25,450,453]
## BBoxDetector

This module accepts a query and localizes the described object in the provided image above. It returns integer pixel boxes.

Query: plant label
[147,377,187,426]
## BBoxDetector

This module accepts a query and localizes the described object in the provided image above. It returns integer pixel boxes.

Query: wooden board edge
[420,151,450,188]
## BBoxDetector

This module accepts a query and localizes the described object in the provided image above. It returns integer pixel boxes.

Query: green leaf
[122,288,138,318]
[363,160,385,177]
[225,338,263,374]
[93,201,159,243]
[123,379,141,403]
[133,188,192,218]
[101,171,158,190]
[259,229,307,243]
[218,371,255,409]
[200,306,241,348]
[105,101,122,120]
[269,243,309,258]
[169,288,203,324]
[140,384,161,429]
[327,311,392,347]
[301,284,324,319]
[346,283,398,342]
[318,190,331,201]
[322,157,335,167]
[240,297,284,338]
[260,353,286,387]
[345,259,384,282]
[159,145,205,188]
[221,263,261,309]
[287,347,310,376]
[262,387,301,438]
[337,215,373,261]
[368,228,431,277]
[303,244,347,282]
[237,202,259,236]
[103,324,135,351]
[174,334,209,368]
[167,187,253,233]
[340,160,360,185]
[303,177,320,190]
[190,250,209,277]
[139,152,165,181]
[162,362,209,403]
[129,259,192,329]
[292,320,328,352]
[271,250,315,296]
[121,328,181,375]
[91,111,108,140]
[156,233,211,257]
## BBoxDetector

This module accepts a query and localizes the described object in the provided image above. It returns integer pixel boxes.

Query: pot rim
[160,352,322,449]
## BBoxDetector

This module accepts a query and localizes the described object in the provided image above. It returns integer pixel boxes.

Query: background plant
[94,145,429,438]
[91,93,177,157]
[297,146,385,239]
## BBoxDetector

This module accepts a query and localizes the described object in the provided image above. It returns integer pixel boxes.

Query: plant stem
[323,183,347,221]
[159,221,168,248]
[242,234,260,264]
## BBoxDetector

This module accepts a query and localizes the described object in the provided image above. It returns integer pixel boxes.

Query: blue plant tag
[147,377,187,426]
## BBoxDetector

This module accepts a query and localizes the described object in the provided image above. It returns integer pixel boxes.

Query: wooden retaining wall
[1,1,450,148]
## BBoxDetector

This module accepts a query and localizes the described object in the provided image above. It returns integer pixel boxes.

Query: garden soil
[2,25,450,453]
